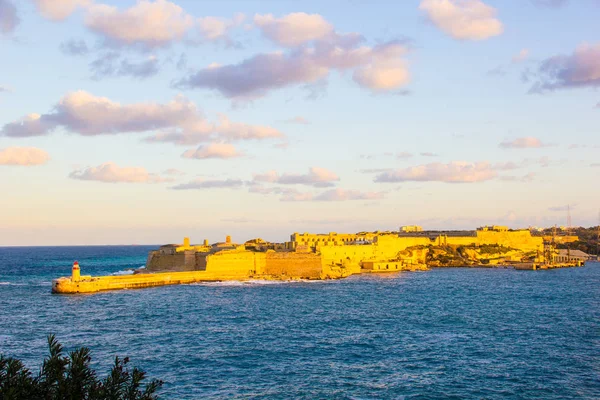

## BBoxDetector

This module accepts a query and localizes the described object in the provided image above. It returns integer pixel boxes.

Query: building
[553,249,592,263]
[400,225,423,233]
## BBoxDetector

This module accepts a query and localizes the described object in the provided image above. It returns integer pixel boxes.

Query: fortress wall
[320,245,376,265]
[444,237,479,246]
[146,251,188,272]
[206,251,257,278]
[476,231,543,251]
[264,252,322,279]
[374,236,432,256]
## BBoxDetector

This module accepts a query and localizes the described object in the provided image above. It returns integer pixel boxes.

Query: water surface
[1,246,598,399]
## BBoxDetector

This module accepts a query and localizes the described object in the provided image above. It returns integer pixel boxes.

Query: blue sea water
[0,246,599,399]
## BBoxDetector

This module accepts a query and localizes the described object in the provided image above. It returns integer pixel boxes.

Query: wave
[190,279,319,287]
[0,281,27,286]
[111,269,135,276]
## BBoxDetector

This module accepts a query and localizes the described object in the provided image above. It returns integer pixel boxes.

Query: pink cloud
[499,137,547,149]
[176,40,411,99]
[32,0,90,21]
[254,12,334,47]
[375,161,497,183]
[419,0,503,41]
[182,143,243,159]
[1,91,283,145]
[0,0,19,34]
[531,42,600,92]
[85,0,194,48]
[171,178,244,190]
[0,147,50,166]
[69,162,169,183]
[253,167,339,187]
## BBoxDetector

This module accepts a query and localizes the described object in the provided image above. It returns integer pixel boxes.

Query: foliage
[0,335,162,400]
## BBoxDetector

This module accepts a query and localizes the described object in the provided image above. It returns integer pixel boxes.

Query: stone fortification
[52,226,580,294]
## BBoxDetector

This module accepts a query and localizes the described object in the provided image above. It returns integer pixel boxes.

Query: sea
[0,246,599,399]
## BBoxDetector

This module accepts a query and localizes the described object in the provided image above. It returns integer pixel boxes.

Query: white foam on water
[112,269,135,276]
[190,279,319,287]
[0,281,27,286]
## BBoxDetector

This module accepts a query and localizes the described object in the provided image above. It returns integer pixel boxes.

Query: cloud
[419,0,503,41]
[84,0,195,49]
[69,162,168,183]
[171,178,244,190]
[254,12,334,47]
[198,13,245,42]
[0,0,19,34]
[0,147,49,166]
[530,42,600,93]
[499,137,547,149]
[176,40,411,99]
[530,0,568,7]
[145,113,283,145]
[90,52,159,79]
[60,39,89,56]
[591,163,600,167]
[182,143,243,159]
[32,0,90,21]
[374,161,496,183]
[487,65,507,77]
[284,116,310,124]
[163,168,185,176]
[548,204,575,212]
[214,114,283,140]
[499,172,536,182]
[420,152,438,157]
[512,48,530,63]
[397,152,414,159]
[1,91,282,145]
[253,167,339,188]
[1,113,57,137]
[313,189,384,201]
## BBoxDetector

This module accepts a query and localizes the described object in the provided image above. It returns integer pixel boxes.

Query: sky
[0,0,599,246]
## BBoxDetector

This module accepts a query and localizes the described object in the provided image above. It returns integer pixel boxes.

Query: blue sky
[0,0,598,245]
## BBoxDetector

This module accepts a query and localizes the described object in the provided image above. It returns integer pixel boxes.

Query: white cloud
[85,0,195,48]
[253,167,339,187]
[182,143,243,159]
[254,12,334,47]
[0,0,19,34]
[32,0,90,21]
[419,0,503,41]
[499,137,547,149]
[0,147,49,166]
[374,161,497,183]
[69,162,168,183]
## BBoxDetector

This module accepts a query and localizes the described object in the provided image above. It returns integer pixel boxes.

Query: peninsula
[52,226,587,294]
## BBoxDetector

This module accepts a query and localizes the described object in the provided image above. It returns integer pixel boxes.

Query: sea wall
[264,252,323,279]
